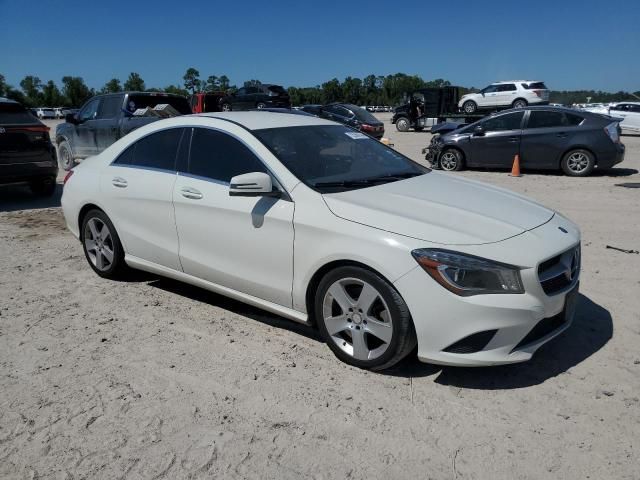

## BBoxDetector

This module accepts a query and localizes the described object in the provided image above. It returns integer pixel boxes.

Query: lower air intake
[443,330,498,354]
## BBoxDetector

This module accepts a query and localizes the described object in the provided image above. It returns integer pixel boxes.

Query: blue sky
[1,0,638,92]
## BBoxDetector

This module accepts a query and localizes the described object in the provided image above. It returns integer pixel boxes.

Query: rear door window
[499,84,517,91]
[113,128,184,171]
[526,111,583,128]
[188,128,268,183]
[482,111,524,131]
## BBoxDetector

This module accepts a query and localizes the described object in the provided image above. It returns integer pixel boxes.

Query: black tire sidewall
[463,101,476,113]
[562,149,595,177]
[440,149,463,171]
[80,209,127,278]
[513,99,528,108]
[58,142,74,171]
[315,266,414,370]
[396,118,409,132]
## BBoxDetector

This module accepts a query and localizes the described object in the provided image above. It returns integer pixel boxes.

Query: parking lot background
[1,115,639,479]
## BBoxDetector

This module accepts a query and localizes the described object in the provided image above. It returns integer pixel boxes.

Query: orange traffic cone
[509,154,522,177]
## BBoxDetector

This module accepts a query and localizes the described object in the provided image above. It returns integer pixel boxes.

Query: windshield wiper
[314,172,423,189]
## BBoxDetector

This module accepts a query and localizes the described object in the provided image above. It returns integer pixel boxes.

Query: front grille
[538,245,580,295]
[443,329,498,354]
[512,312,566,352]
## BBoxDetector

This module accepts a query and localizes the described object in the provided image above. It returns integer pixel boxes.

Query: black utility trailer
[391,87,487,132]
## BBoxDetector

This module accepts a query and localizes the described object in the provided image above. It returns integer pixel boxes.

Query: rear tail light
[360,124,374,132]
[604,122,620,143]
[63,170,74,185]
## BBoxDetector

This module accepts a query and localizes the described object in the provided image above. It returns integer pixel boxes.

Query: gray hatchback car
[427,106,625,176]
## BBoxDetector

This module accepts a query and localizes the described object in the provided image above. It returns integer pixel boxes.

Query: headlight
[412,249,524,296]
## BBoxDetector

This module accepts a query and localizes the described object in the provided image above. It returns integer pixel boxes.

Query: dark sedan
[1,98,58,196]
[300,103,385,139]
[427,106,625,176]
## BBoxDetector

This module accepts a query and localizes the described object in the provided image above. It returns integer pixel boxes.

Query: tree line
[1,69,638,109]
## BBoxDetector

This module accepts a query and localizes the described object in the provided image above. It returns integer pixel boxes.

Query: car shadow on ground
[459,167,638,177]
[146,277,323,343]
[0,183,62,213]
[386,293,613,389]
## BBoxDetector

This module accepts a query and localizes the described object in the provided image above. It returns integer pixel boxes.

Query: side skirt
[124,255,310,325]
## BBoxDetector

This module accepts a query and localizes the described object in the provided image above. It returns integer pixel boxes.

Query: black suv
[300,103,385,139]
[1,98,58,196]
[220,84,290,111]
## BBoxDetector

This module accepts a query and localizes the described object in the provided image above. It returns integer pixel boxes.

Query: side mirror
[473,125,486,136]
[229,172,280,197]
[65,113,78,124]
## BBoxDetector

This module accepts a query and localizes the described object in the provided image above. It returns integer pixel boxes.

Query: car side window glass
[630,105,640,113]
[97,96,122,119]
[482,85,498,93]
[113,128,183,171]
[500,84,516,91]
[79,99,100,121]
[188,128,268,183]
[482,111,524,131]
[527,111,580,129]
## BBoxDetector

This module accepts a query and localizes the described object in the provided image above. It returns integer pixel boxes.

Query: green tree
[0,74,8,97]
[183,68,201,94]
[243,79,262,88]
[204,75,219,91]
[163,84,189,96]
[19,75,43,106]
[218,75,231,91]
[61,76,93,107]
[101,78,122,93]
[42,80,65,106]
[124,72,145,91]
[321,78,342,103]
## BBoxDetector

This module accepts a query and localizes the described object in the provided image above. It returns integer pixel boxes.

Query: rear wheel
[462,100,477,114]
[561,149,595,177]
[29,177,56,197]
[221,103,232,112]
[395,117,410,132]
[439,149,464,171]
[512,98,528,108]
[81,209,129,279]
[315,266,416,371]
[58,141,75,171]
[256,102,266,109]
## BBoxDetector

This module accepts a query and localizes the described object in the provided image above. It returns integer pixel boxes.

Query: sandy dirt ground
[1,116,639,479]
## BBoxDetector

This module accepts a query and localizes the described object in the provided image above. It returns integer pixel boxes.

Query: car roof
[198,111,334,130]
[0,97,19,104]
[493,80,542,84]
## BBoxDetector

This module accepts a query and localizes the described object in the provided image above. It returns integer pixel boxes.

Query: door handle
[180,187,203,200]
[112,177,128,188]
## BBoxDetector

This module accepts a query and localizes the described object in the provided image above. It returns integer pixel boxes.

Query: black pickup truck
[55,91,191,170]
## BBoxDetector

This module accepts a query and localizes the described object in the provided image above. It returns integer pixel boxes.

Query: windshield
[346,104,380,123]
[254,125,428,193]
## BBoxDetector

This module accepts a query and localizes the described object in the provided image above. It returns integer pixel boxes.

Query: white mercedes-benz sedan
[61,112,581,370]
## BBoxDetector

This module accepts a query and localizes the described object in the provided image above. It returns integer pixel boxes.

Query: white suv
[608,102,640,132]
[458,81,550,113]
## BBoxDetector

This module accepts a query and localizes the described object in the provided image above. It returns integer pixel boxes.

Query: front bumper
[394,217,581,366]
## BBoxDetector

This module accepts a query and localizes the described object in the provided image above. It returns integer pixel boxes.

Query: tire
[221,103,232,112]
[315,266,417,371]
[256,102,266,109]
[512,98,528,109]
[80,209,129,279]
[29,177,57,197]
[439,148,464,172]
[395,117,410,132]
[462,100,477,114]
[57,141,75,171]
[561,149,595,177]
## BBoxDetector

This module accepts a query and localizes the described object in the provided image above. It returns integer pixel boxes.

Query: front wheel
[439,149,464,171]
[561,149,595,177]
[395,117,410,132]
[221,103,232,112]
[462,101,477,113]
[256,102,266,109]
[81,209,129,279]
[315,266,416,371]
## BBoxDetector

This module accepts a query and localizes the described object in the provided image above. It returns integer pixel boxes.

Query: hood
[323,173,554,245]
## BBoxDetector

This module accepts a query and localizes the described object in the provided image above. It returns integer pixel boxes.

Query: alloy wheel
[322,278,393,361]
[567,152,589,173]
[84,217,115,272]
[440,151,458,171]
